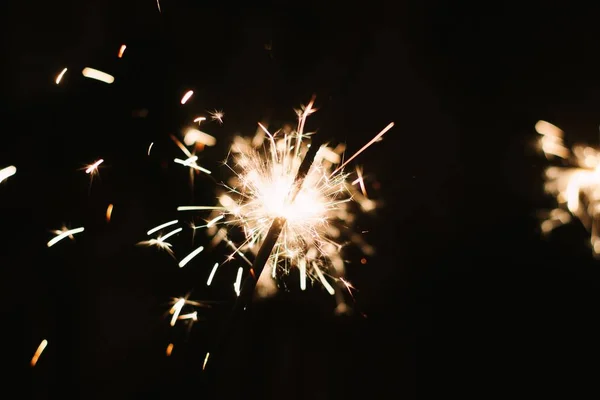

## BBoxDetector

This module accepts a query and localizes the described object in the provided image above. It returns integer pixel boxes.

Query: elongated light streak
[47,227,84,247]
[181,90,194,105]
[202,352,210,370]
[169,298,185,326]
[31,339,48,367]
[160,227,182,242]
[147,220,178,235]
[0,165,16,183]
[173,157,212,174]
[148,142,154,155]
[178,206,225,211]
[85,159,104,173]
[207,263,219,285]
[312,262,335,295]
[332,122,394,176]
[106,204,113,222]
[118,44,126,58]
[82,68,114,84]
[166,343,173,356]
[55,68,67,84]
[178,245,204,268]
[234,267,243,296]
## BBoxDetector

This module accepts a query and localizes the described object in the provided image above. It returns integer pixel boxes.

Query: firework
[536,120,600,255]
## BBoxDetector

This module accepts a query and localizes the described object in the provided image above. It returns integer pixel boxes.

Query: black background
[2,1,600,399]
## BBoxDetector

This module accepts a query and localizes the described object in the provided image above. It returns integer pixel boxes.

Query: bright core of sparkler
[181,99,392,295]
[537,120,600,255]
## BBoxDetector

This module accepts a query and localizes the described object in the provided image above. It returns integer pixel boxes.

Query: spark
[166,343,173,356]
[82,68,114,84]
[31,339,48,367]
[156,0,161,13]
[178,311,198,321]
[206,262,220,285]
[209,109,224,124]
[0,165,16,184]
[202,352,210,370]
[168,296,209,327]
[177,206,225,211]
[178,245,204,268]
[183,128,216,147]
[177,100,392,298]
[352,166,368,197]
[137,227,182,257]
[147,220,179,235]
[181,90,194,105]
[118,44,127,58]
[194,117,207,124]
[537,120,600,255]
[55,68,67,84]
[234,267,243,296]
[174,156,212,174]
[148,142,154,155]
[106,204,113,222]
[47,227,84,247]
[85,159,104,174]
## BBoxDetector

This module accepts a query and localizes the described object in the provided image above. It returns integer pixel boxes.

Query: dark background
[1,1,600,399]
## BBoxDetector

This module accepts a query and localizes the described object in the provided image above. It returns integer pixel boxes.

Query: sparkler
[536,120,600,255]
[173,97,392,308]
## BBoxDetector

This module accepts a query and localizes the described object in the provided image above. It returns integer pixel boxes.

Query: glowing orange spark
[118,44,126,58]
[31,339,48,367]
[106,204,113,223]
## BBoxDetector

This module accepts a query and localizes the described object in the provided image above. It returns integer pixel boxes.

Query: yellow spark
[181,90,194,105]
[166,343,173,356]
[106,204,114,222]
[202,352,210,370]
[178,311,198,321]
[82,68,114,84]
[148,142,154,155]
[85,159,104,174]
[174,156,212,174]
[147,220,178,235]
[31,339,48,367]
[160,227,182,241]
[537,120,600,255]
[206,262,219,285]
[352,166,368,197]
[332,122,394,176]
[0,165,16,184]
[194,116,207,124]
[178,245,204,268]
[184,128,216,147]
[234,267,243,296]
[313,262,335,295]
[55,68,67,84]
[47,227,84,247]
[118,44,127,58]
[169,298,185,326]
[136,227,182,257]
[178,206,225,211]
[209,109,224,124]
